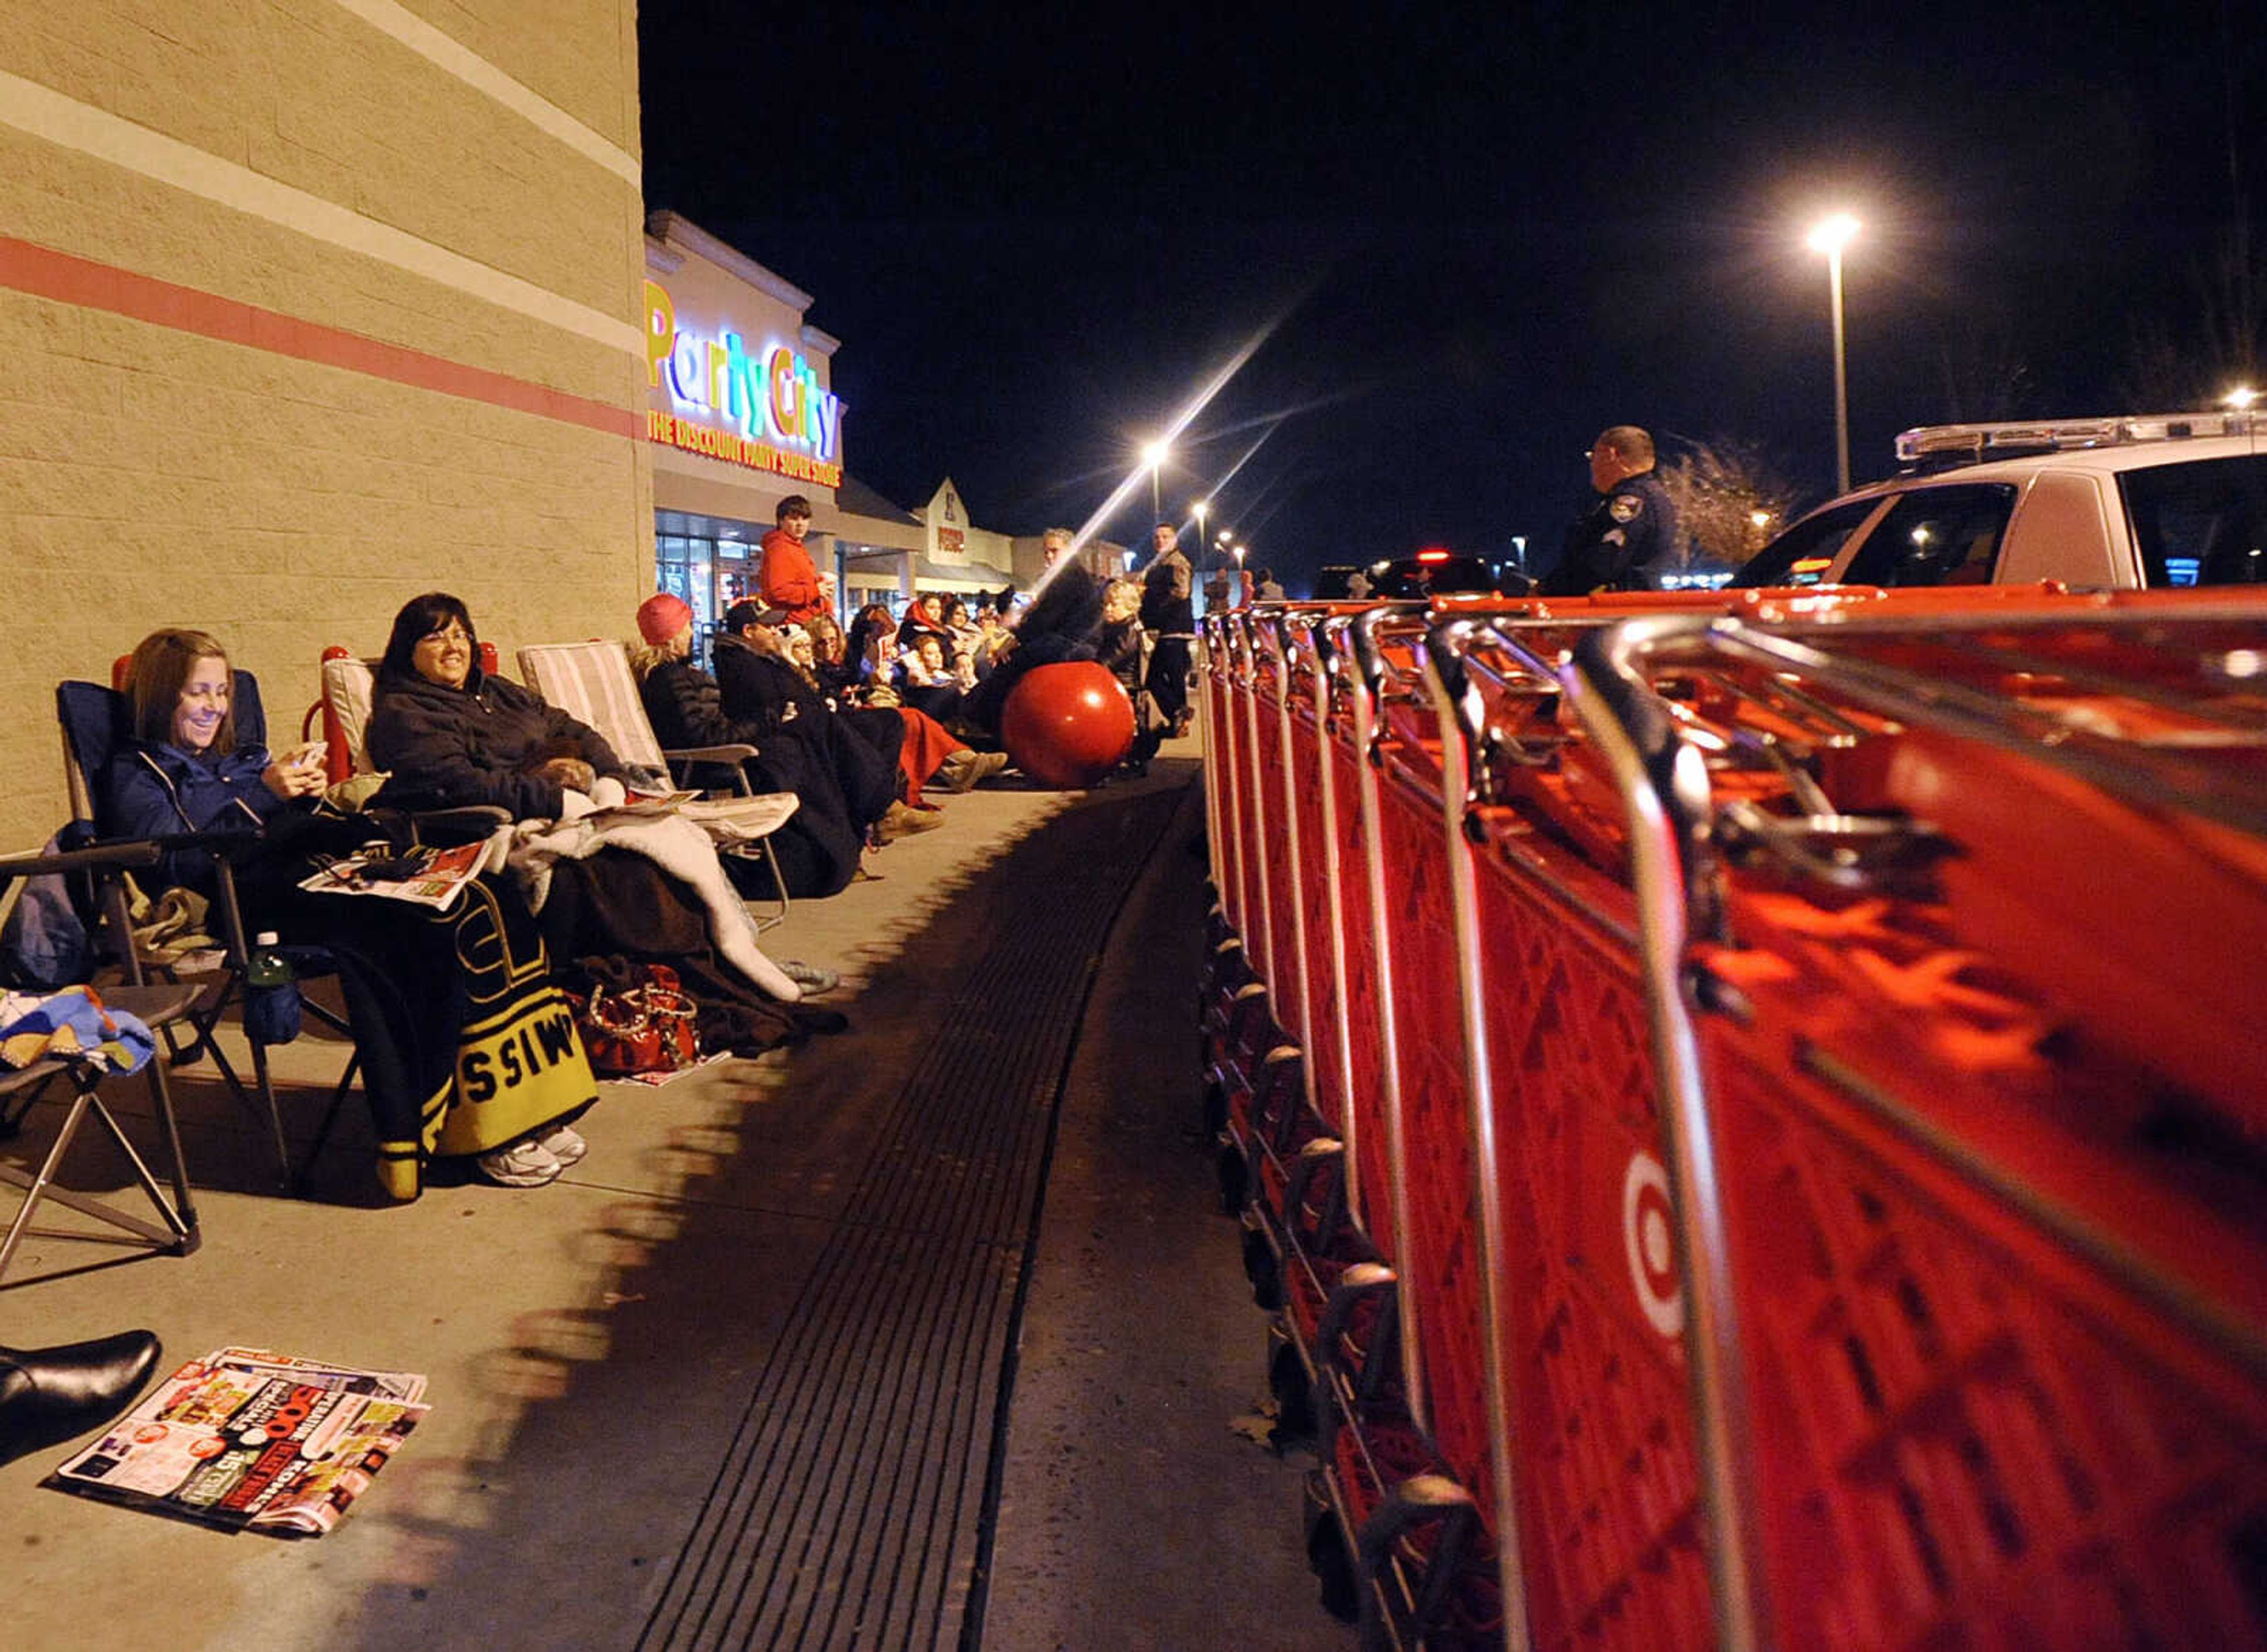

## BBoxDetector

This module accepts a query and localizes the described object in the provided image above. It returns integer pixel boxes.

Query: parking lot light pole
[1808,213,1860,494]
[1142,438,1170,521]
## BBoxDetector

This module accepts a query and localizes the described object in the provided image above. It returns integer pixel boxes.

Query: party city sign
[643,280,844,488]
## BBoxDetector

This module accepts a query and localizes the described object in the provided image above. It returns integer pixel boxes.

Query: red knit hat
[636,592,693,645]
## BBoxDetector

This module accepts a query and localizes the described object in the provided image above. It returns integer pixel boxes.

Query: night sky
[639,1,2262,591]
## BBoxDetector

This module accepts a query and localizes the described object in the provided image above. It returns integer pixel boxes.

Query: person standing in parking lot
[1139,523,1195,736]
[1542,425,1677,596]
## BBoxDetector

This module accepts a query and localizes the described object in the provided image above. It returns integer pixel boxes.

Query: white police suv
[1734,413,2267,590]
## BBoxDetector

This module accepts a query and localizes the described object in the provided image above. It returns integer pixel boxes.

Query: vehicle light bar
[1894,410,2261,463]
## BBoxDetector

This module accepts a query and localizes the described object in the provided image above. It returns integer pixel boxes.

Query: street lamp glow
[2226,386,2260,410]
[1806,213,1860,256]
[1141,438,1170,519]
[1807,211,1861,494]
[1749,510,1773,528]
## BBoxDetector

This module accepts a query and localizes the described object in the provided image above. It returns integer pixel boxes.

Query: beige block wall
[0,2,651,852]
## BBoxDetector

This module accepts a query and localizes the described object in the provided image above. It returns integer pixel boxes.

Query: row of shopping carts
[1195,585,2267,1650]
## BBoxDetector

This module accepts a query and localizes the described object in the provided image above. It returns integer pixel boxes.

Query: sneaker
[874,800,945,844]
[780,959,841,993]
[535,1123,587,1168]
[478,1137,563,1187]
[939,749,1010,793]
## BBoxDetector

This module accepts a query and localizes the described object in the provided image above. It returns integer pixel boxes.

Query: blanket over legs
[506,810,798,1001]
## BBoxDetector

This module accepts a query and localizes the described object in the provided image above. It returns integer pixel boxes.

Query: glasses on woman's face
[419,626,471,647]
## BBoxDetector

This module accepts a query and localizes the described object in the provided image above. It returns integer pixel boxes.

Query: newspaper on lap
[44,1346,429,1537]
[298,832,508,913]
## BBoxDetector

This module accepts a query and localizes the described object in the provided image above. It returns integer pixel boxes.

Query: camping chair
[515,641,795,930]
[58,673,365,1191]
[0,838,202,1285]
[308,647,530,851]
[309,640,493,788]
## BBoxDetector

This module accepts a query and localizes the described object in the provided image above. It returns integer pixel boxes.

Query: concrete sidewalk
[1,744,1347,1650]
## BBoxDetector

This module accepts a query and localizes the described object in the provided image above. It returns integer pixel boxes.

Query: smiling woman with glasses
[358,591,633,1189]
[367,592,637,820]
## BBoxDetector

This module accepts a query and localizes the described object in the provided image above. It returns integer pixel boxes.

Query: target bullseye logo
[1622,1150,1684,1338]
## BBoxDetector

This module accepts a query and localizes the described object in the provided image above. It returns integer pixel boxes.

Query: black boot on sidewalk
[0,1330,164,1467]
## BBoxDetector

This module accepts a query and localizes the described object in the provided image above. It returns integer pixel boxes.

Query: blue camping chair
[56,672,359,1191]
[0,837,202,1285]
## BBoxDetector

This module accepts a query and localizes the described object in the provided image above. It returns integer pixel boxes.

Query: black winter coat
[712,635,897,827]
[367,665,625,820]
[1022,560,1105,656]
[638,655,768,753]
[713,633,825,734]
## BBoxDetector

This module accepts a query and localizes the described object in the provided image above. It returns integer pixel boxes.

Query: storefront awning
[838,549,1015,596]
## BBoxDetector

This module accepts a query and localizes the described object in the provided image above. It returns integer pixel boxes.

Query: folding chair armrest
[140,825,265,862]
[664,743,759,764]
[0,840,164,880]
[403,805,511,845]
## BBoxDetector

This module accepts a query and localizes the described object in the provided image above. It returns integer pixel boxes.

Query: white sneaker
[535,1123,587,1168]
[478,1137,563,1187]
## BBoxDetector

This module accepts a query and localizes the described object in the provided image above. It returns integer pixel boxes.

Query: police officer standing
[1541,425,1677,596]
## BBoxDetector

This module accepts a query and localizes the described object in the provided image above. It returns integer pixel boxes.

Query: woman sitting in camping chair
[365,593,845,1073]
[107,626,600,1196]
[103,629,329,902]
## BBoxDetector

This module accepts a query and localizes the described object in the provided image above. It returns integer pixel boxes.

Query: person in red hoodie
[756,494,833,623]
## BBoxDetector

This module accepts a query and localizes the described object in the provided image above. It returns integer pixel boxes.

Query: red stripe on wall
[0,235,639,440]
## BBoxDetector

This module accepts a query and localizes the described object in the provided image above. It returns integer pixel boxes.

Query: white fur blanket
[505,804,799,1002]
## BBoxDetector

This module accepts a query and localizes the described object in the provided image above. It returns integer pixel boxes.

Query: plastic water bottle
[244,930,303,1046]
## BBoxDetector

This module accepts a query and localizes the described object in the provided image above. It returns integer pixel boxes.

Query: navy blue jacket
[103,740,287,896]
[1544,469,1678,596]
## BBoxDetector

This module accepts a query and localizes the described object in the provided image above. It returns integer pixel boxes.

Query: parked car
[1733,413,2267,590]
[1367,550,1501,599]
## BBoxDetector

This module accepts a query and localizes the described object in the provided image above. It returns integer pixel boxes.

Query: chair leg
[304,997,353,1038]
[293,1052,361,1197]
[141,1053,200,1243]
[0,1083,197,1285]
[244,1033,293,1190]
[754,838,791,932]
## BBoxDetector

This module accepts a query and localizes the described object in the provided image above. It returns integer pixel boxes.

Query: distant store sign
[642,279,844,488]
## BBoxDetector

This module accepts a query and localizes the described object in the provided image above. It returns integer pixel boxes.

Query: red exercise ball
[1000,662,1136,787]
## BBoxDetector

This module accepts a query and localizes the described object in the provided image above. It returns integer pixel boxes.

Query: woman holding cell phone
[104,628,331,900]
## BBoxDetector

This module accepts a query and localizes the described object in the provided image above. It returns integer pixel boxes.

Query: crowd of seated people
[62,554,1084,1204]
[633,591,911,896]
[708,601,1001,808]
[836,583,1072,727]
[1,523,1195,1464]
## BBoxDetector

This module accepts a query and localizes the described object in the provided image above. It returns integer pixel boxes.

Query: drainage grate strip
[639,786,1188,1650]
